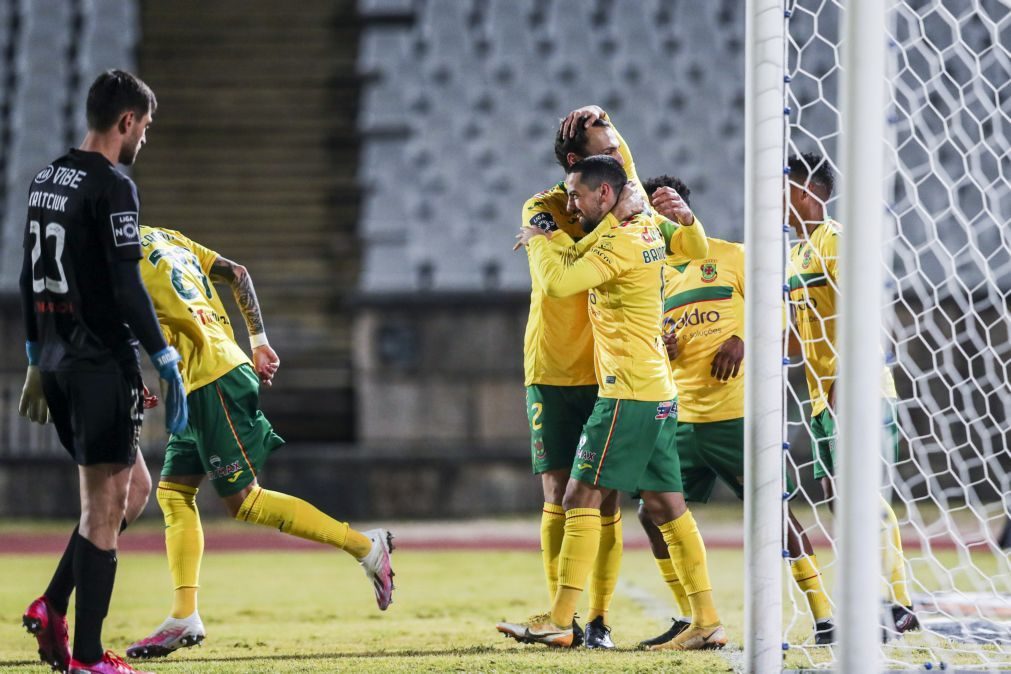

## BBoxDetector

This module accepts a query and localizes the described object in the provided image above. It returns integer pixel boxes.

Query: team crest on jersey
[641,227,661,244]
[801,246,813,269]
[700,262,718,283]
[534,440,546,460]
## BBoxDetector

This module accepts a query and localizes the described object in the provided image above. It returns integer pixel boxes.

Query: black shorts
[41,368,143,466]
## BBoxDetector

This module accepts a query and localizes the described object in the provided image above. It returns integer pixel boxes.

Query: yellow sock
[791,554,832,621]
[660,510,720,627]
[881,498,911,606]
[157,481,203,619]
[540,502,566,603]
[655,556,692,618]
[550,508,601,627]
[236,486,373,559]
[587,509,623,622]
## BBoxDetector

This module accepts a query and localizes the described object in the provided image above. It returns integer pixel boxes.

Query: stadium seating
[355,0,751,292]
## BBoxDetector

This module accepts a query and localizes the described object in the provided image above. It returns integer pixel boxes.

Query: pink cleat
[126,613,205,659]
[69,651,151,674]
[22,595,70,672]
[359,528,396,610]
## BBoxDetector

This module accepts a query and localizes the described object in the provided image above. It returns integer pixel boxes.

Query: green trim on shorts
[161,364,284,496]
[571,397,681,493]
[811,402,900,480]
[526,384,598,474]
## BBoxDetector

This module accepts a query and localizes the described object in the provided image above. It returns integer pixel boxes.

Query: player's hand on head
[710,335,744,381]
[253,344,280,388]
[560,105,605,139]
[663,331,680,361]
[611,182,646,222]
[514,226,549,250]
[18,366,51,424]
[151,346,188,435]
[651,186,695,226]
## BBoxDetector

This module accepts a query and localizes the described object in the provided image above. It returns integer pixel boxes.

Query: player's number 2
[29,220,69,294]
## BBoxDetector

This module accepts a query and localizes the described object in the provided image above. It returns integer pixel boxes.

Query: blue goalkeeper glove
[151,346,188,435]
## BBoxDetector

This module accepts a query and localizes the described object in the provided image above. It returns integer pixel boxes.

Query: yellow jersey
[520,110,707,386]
[139,226,250,394]
[527,212,674,402]
[663,238,745,423]
[787,220,896,418]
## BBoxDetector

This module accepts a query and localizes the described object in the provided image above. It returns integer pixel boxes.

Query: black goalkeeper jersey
[22,149,145,372]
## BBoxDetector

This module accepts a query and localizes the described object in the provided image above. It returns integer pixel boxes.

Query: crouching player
[126,226,395,659]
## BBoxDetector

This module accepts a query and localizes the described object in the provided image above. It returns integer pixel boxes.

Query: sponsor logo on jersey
[578,462,594,471]
[577,434,588,450]
[605,375,616,384]
[642,245,665,263]
[576,448,597,463]
[529,212,557,232]
[206,454,243,481]
[700,262,718,282]
[110,212,140,247]
[34,165,54,184]
[674,307,721,330]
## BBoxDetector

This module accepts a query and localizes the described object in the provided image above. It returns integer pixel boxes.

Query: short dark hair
[86,70,157,131]
[643,174,692,208]
[788,152,835,198]
[567,155,627,194]
[554,117,612,169]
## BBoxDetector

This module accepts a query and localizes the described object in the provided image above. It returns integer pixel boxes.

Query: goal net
[782,0,1011,670]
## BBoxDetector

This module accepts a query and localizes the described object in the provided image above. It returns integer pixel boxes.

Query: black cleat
[814,619,836,645]
[891,605,920,633]
[637,618,691,650]
[583,615,615,649]
[572,617,584,647]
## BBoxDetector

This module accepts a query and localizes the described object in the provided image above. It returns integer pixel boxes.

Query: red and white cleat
[22,595,70,672]
[69,651,151,674]
[359,528,396,610]
[125,613,205,659]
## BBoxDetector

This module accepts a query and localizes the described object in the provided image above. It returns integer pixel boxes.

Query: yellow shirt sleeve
[821,227,839,281]
[528,215,623,297]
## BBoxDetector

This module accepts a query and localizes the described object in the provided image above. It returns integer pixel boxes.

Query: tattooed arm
[209,256,280,386]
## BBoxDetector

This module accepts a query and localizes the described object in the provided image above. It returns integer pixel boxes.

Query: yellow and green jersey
[787,220,896,417]
[527,212,674,402]
[521,184,596,386]
[139,226,249,394]
[663,238,745,423]
[520,110,707,386]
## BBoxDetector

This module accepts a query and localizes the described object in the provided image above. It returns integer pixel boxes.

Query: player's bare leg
[639,490,726,651]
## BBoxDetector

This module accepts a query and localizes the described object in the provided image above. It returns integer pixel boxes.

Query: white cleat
[359,528,396,610]
[126,612,205,659]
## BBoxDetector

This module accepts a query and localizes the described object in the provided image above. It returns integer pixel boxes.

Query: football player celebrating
[120,226,396,659]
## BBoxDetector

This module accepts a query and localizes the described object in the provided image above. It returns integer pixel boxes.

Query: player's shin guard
[540,502,566,602]
[550,508,601,628]
[881,497,911,606]
[158,481,204,619]
[655,556,693,618]
[660,510,720,627]
[790,554,832,621]
[236,485,372,559]
[587,509,622,622]
[71,535,117,664]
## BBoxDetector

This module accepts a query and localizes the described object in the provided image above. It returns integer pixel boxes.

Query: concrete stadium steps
[135,0,361,441]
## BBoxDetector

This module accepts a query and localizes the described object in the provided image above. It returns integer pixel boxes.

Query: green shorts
[526,384,598,474]
[571,397,682,493]
[678,418,745,503]
[162,364,284,496]
[811,402,900,480]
